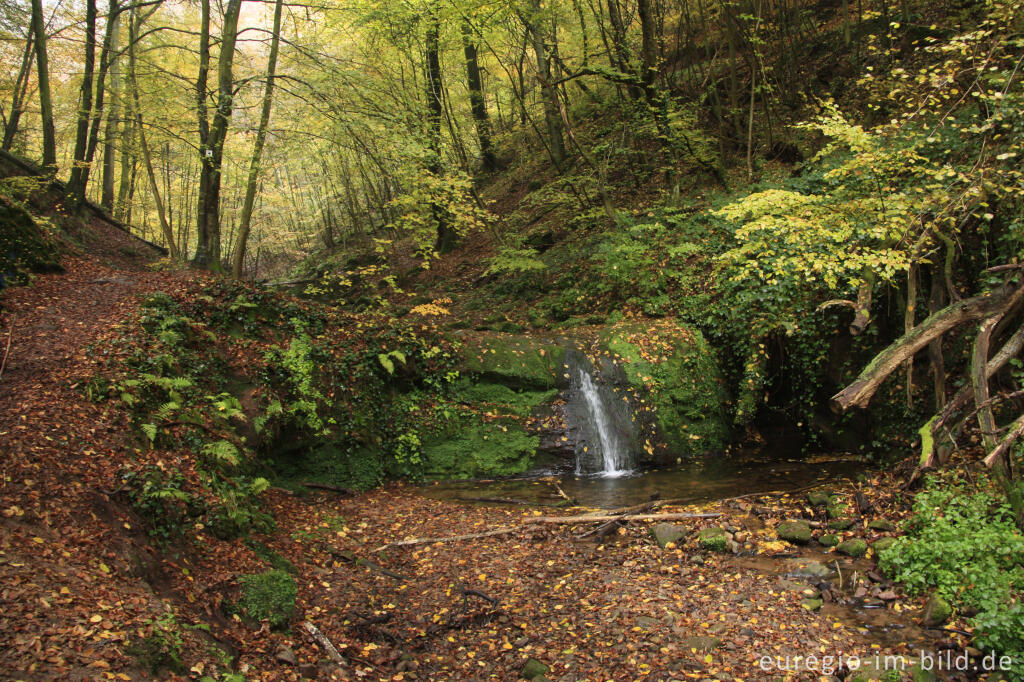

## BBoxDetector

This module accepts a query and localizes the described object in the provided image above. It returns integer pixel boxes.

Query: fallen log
[371,512,721,552]
[303,621,348,667]
[833,283,1023,411]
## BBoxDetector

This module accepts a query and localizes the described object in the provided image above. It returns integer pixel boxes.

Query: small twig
[0,314,14,381]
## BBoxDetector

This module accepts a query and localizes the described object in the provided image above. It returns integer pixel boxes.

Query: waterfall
[563,350,637,477]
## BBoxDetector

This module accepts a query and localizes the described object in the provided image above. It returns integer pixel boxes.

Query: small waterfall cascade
[563,350,638,477]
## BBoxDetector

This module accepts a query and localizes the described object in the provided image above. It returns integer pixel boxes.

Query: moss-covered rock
[837,539,868,557]
[777,519,812,544]
[921,593,952,626]
[871,537,897,553]
[818,533,841,547]
[807,490,832,507]
[650,523,687,548]
[698,526,729,552]
[521,658,550,679]
[828,518,855,530]
[460,333,567,390]
[868,519,896,532]
[600,321,729,458]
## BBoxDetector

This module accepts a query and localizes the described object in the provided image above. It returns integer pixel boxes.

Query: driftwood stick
[371,512,721,552]
[983,413,1024,468]
[302,482,353,495]
[303,621,348,667]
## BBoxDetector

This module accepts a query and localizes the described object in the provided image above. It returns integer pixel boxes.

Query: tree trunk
[231,0,283,278]
[525,0,566,169]
[66,0,98,205]
[128,3,179,259]
[2,31,34,150]
[30,0,56,170]
[193,0,242,269]
[425,5,457,253]
[101,5,121,210]
[461,18,497,172]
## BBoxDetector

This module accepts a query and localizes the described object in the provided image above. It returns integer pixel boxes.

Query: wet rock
[650,523,687,549]
[868,519,896,532]
[680,636,720,652]
[298,664,319,678]
[827,518,855,530]
[636,616,659,629]
[698,527,729,552]
[690,553,705,566]
[818,533,841,547]
[871,537,897,553]
[521,658,550,679]
[786,560,836,580]
[807,490,832,507]
[777,519,812,544]
[837,539,868,557]
[876,589,898,601]
[800,598,823,612]
[276,646,298,666]
[921,593,952,626]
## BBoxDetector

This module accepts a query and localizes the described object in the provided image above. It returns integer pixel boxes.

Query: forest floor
[0,227,968,681]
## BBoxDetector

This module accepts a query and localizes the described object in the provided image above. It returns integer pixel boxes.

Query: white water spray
[575,367,631,477]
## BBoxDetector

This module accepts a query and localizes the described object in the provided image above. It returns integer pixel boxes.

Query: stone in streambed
[921,593,952,626]
[868,519,896,532]
[681,636,720,652]
[786,560,836,580]
[828,518,855,530]
[807,490,832,507]
[871,537,897,553]
[801,598,823,612]
[698,527,729,552]
[650,523,687,549]
[777,519,812,544]
[818,533,841,547]
[837,539,868,557]
[521,658,550,679]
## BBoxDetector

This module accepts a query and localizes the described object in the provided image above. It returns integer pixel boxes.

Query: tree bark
[461,18,497,172]
[2,31,34,150]
[425,5,457,253]
[29,0,56,170]
[231,0,283,279]
[101,4,121,210]
[194,0,242,268]
[66,0,98,205]
[525,0,566,169]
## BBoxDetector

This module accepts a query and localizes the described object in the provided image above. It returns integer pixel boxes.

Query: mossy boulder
[777,519,812,544]
[828,518,855,530]
[698,527,729,552]
[460,333,567,390]
[600,322,729,458]
[680,636,720,652]
[868,519,896,532]
[837,539,868,557]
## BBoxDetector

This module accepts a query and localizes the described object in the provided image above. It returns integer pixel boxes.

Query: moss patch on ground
[601,320,729,457]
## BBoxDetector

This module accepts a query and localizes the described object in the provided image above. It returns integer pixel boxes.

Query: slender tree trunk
[66,0,98,204]
[128,4,179,258]
[424,5,457,253]
[461,18,497,172]
[525,0,566,169]
[101,5,121,210]
[30,0,56,169]
[3,31,34,150]
[231,0,283,278]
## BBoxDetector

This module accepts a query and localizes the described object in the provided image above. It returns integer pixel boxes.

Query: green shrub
[127,611,186,674]
[234,570,297,629]
[878,480,1024,678]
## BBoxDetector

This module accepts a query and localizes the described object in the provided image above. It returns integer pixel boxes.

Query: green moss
[601,322,729,457]
[456,380,558,416]
[461,333,567,390]
[421,416,539,479]
[271,442,384,491]
[234,570,297,629]
[0,195,62,284]
[698,526,729,552]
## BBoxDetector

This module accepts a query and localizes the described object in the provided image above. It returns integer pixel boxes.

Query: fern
[202,440,241,467]
[484,248,547,276]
